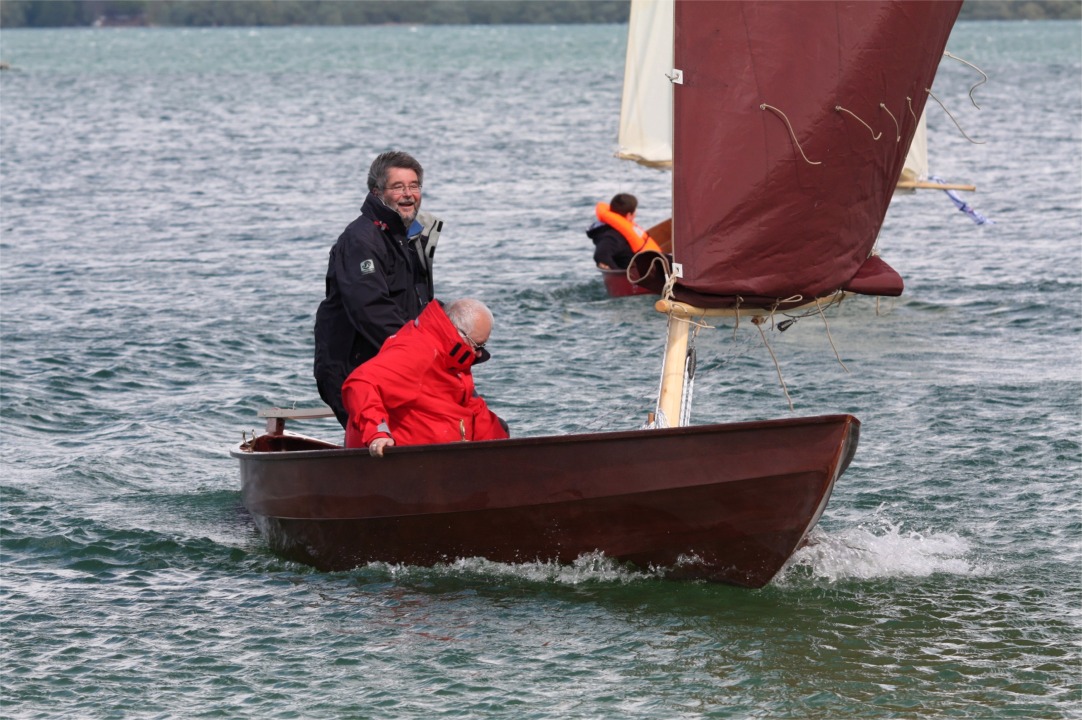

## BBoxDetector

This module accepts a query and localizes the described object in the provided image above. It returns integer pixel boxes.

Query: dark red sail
[670,1,962,308]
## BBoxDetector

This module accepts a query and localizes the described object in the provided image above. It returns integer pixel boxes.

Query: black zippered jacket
[587,221,634,270]
[314,192,431,427]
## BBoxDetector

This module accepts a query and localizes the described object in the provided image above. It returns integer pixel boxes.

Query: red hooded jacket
[342,301,509,449]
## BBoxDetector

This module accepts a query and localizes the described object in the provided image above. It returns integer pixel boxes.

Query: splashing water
[373,551,663,586]
[782,505,982,584]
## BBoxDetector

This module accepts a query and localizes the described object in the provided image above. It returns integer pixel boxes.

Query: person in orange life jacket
[314,150,437,430]
[587,192,662,270]
[342,298,510,457]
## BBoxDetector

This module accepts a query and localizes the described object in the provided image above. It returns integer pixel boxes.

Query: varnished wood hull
[232,414,859,587]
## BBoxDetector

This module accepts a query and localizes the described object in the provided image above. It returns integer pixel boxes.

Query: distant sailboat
[895,111,992,223]
[896,112,976,192]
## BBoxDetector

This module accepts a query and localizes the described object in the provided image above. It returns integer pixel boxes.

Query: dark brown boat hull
[232,414,859,588]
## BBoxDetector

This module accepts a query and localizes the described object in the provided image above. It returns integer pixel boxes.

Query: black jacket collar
[362,192,408,236]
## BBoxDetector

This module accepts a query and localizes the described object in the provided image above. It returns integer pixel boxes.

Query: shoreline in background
[1,0,1079,29]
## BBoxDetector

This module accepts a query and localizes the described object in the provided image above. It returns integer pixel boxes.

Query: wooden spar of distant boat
[896,111,977,193]
[896,180,976,191]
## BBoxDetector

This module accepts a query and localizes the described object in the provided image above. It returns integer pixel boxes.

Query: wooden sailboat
[237,411,859,587]
[233,0,963,587]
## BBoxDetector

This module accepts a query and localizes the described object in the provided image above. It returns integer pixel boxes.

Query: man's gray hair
[446,298,493,336]
[367,151,424,192]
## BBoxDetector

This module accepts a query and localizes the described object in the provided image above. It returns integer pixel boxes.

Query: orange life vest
[595,202,663,255]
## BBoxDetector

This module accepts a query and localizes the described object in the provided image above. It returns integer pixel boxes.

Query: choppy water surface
[2,21,1080,719]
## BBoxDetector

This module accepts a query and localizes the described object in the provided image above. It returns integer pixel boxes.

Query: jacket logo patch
[359,259,375,274]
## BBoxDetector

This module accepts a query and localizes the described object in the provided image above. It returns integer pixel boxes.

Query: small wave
[364,551,661,586]
[780,508,984,584]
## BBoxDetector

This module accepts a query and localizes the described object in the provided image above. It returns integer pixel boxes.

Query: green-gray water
[2,21,1080,719]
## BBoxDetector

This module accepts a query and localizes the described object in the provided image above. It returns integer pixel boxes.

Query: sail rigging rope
[633,252,673,294]
[658,260,679,302]
[834,106,882,141]
[752,316,794,411]
[773,295,806,316]
[649,298,868,422]
[815,297,849,373]
[925,88,986,144]
[943,50,989,109]
[880,103,902,142]
[760,104,822,165]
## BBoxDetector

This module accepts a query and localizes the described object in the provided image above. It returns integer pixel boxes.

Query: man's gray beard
[398,206,418,226]
[379,195,419,227]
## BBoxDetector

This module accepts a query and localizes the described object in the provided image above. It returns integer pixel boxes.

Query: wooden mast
[655,308,691,426]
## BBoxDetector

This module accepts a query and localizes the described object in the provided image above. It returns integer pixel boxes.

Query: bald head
[446,298,493,347]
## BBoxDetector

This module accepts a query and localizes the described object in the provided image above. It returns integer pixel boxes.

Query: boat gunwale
[230,413,860,461]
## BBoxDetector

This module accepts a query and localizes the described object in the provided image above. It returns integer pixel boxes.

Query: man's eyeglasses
[457,328,487,353]
[384,182,422,195]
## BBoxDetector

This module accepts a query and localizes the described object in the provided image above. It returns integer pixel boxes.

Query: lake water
[1,20,1080,719]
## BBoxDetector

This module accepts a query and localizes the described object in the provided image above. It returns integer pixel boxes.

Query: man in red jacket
[342,298,509,457]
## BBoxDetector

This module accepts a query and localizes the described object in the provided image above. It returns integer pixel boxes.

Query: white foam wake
[781,505,982,584]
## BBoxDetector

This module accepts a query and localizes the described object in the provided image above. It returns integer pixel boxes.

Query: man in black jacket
[314,151,438,428]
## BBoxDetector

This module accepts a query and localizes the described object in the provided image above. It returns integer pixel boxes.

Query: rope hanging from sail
[907,96,919,124]
[760,104,822,165]
[815,297,849,373]
[770,296,805,323]
[659,261,680,302]
[651,297,862,418]
[752,315,794,412]
[943,50,989,110]
[879,103,901,142]
[631,252,673,293]
[834,106,882,141]
[925,88,986,144]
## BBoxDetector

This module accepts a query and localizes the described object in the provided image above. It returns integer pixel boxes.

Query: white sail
[895,110,976,191]
[616,0,673,168]
[896,110,929,192]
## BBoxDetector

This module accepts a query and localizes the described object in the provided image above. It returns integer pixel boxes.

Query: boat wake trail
[780,509,982,584]
[369,552,663,586]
